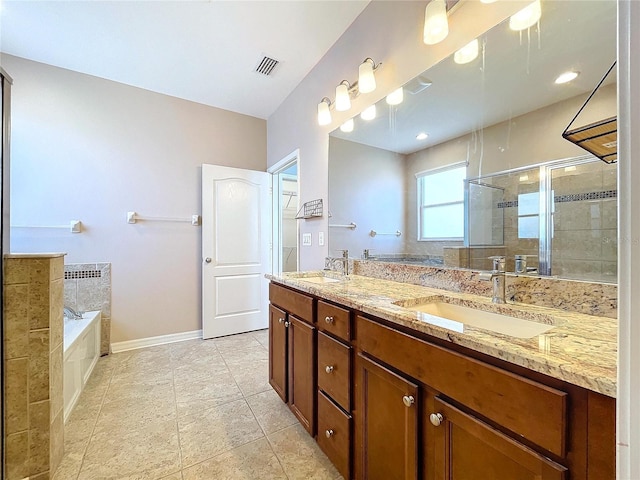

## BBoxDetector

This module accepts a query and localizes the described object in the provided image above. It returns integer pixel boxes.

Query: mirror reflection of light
[454,39,479,65]
[361,105,376,121]
[554,71,579,84]
[480,0,498,3]
[386,88,404,106]
[416,132,429,141]
[340,118,354,133]
[509,0,541,31]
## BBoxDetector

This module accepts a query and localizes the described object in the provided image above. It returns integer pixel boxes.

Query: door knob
[325,365,334,374]
[402,395,415,407]
[325,429,334,438]
[325,316,334,324]
[430,412,444,427]
[205,257,212,263]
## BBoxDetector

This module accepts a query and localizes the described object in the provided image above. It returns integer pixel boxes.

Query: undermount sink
[298,276,342,284]
[398,299,556,339]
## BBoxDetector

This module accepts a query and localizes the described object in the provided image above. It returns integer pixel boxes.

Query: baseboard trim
[110,330,202,353]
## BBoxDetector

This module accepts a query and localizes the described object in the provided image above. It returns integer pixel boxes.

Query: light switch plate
[302,233,312,246]
[318,232,325,246]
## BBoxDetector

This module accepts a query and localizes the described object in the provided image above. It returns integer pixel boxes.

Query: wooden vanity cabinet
[268,283,316,435]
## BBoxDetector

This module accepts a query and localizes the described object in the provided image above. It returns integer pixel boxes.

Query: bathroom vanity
[267,272,616,480]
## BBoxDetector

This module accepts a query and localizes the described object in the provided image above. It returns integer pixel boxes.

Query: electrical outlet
[318,232,325,246]
[302,233,312,246]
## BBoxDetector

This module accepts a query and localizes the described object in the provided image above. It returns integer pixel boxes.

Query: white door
[202,164,271,339]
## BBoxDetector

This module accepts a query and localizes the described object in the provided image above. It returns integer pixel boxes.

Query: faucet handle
[488,255,506,272]
[337,249,349,258]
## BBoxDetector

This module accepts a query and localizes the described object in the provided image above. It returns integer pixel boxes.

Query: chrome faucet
[362,249,373,260]
[338,249,349,275]
[478,256,506,304]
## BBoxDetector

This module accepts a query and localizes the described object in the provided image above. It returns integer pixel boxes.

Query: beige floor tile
[246,389,298,435]
[172,349,229,376]
[103,375,175,405]
[78,418,181,480]
[51,447,85,480]
[64,395,103,448]
[93,392,177,435]
[214,332,263,352]
[182,437,287,480]
[268,424,340,480]
[178,398,264,468]
[174,368,242,417]
[253,329,269,348]
[170,338,220,363]
[159,473,183,480]
[228,358,271,397]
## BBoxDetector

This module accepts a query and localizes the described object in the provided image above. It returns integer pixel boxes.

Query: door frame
[268,149,300,274]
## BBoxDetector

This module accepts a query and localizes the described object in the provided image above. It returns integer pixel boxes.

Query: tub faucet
[338,249,349,275]
[64,306,83,320]
[478,256,506,304]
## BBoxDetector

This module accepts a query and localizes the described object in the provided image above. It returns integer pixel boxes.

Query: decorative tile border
[64,270,102,280]
[497,190,617,208]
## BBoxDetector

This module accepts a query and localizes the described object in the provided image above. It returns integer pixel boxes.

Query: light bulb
[509,0,541,31]
[386,88,404,106]
[317,99,331,126]
[335,81,351,111]
[454,39,479,65]
[361,105,376,121]
[555,71,579,84]
[423,0,449,45]
[358,59,376,94]
[340,118,354,133]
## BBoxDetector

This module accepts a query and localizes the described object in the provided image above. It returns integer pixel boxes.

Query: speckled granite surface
[267,271,617,398]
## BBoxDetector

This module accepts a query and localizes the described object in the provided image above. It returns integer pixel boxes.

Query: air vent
[255,56,279,76]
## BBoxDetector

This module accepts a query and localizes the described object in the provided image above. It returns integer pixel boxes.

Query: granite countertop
[267,271,617,398]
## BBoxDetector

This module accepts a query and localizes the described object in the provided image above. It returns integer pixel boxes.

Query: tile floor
[54,329,341,480]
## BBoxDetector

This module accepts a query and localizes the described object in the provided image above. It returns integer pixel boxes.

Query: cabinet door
[356,353,419,480]
[288,315,316,435]
[431,397,567,480]
[268,304,288,402]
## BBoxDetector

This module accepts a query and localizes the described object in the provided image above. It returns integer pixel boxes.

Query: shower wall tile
[29,400,51,475]
[6,431,29,480]
[50,408,65,475]
[50,344,64,419]
[5,258,30,284]
[5,284,29,359]
[602,199,617,229]
[29,329,50,403]
[28,283,50,330]
[5,358,29,435]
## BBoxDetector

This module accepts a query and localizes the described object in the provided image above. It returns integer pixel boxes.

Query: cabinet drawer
[356,315,568,457]
[269,283,314,323]
[318,331,351,411]
[317,390,351,480]
[318,300,351,340]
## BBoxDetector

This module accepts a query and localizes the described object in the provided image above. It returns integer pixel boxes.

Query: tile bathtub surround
[64,262,111,355]
[328,257,617,319]
[3,253,66,480]
[53,330,341,480]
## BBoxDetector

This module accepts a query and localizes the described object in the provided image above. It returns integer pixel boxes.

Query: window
[517,191,539,239]
[417,163,466,240]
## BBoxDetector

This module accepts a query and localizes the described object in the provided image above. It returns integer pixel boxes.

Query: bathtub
[63,311,101,422]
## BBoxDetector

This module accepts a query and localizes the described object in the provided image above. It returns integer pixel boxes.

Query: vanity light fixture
[480,0,498,3]
[361,105,376,121]
[340,118,354,133]
[358,58,378,94]
[423,0,449,45]
[416,132,429,140]
[555,71,580,84]
[509,0,541,31]
[335,80,352,111]
[317,97,332,126]
[454,39,479,65]
[386,87,404,106]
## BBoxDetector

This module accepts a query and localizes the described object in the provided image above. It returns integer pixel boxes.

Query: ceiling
[330,0,617,155]
[0,0,370,119]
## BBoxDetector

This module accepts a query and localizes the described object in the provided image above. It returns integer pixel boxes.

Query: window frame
[416,162,467,241]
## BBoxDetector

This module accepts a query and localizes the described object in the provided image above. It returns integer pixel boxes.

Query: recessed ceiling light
[555,71,580,84]
[416,132,429,140]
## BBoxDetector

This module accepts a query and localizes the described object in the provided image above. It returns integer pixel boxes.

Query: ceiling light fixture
[340,118,354,133]
[423,0,449,45]
[454,39,479,65]
[509,0,541,31]
[416,132,429,140]
[386,87,404,106]
[317,98,332,126]
[361,105,376,121]
[335,80,352,111]
[358,58,378,94]
[555,71,580,84]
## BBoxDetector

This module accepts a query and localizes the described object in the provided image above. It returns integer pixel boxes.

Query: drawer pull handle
[325,316,334,324]
[278,317,285,324]
[284,321,290,328]
[430,412,444,427]
[402,395,415,407]
[325,365,334,374]
[325,429,334,438]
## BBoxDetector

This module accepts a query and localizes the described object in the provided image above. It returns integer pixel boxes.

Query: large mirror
[328,0,617,283]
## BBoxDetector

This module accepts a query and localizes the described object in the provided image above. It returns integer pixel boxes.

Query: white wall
[3,54,266,344]
[328,137,405,257]
[267,0,525,269]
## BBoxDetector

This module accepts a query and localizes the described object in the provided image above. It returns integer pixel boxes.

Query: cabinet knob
[429,412,444,427]
[325,365,334,374]
[402,395,415,407]
[325,316,334,324]
[278,317,285,324]
[205,257,212,263]
[284,321,290,328]
[325,429,334,438]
